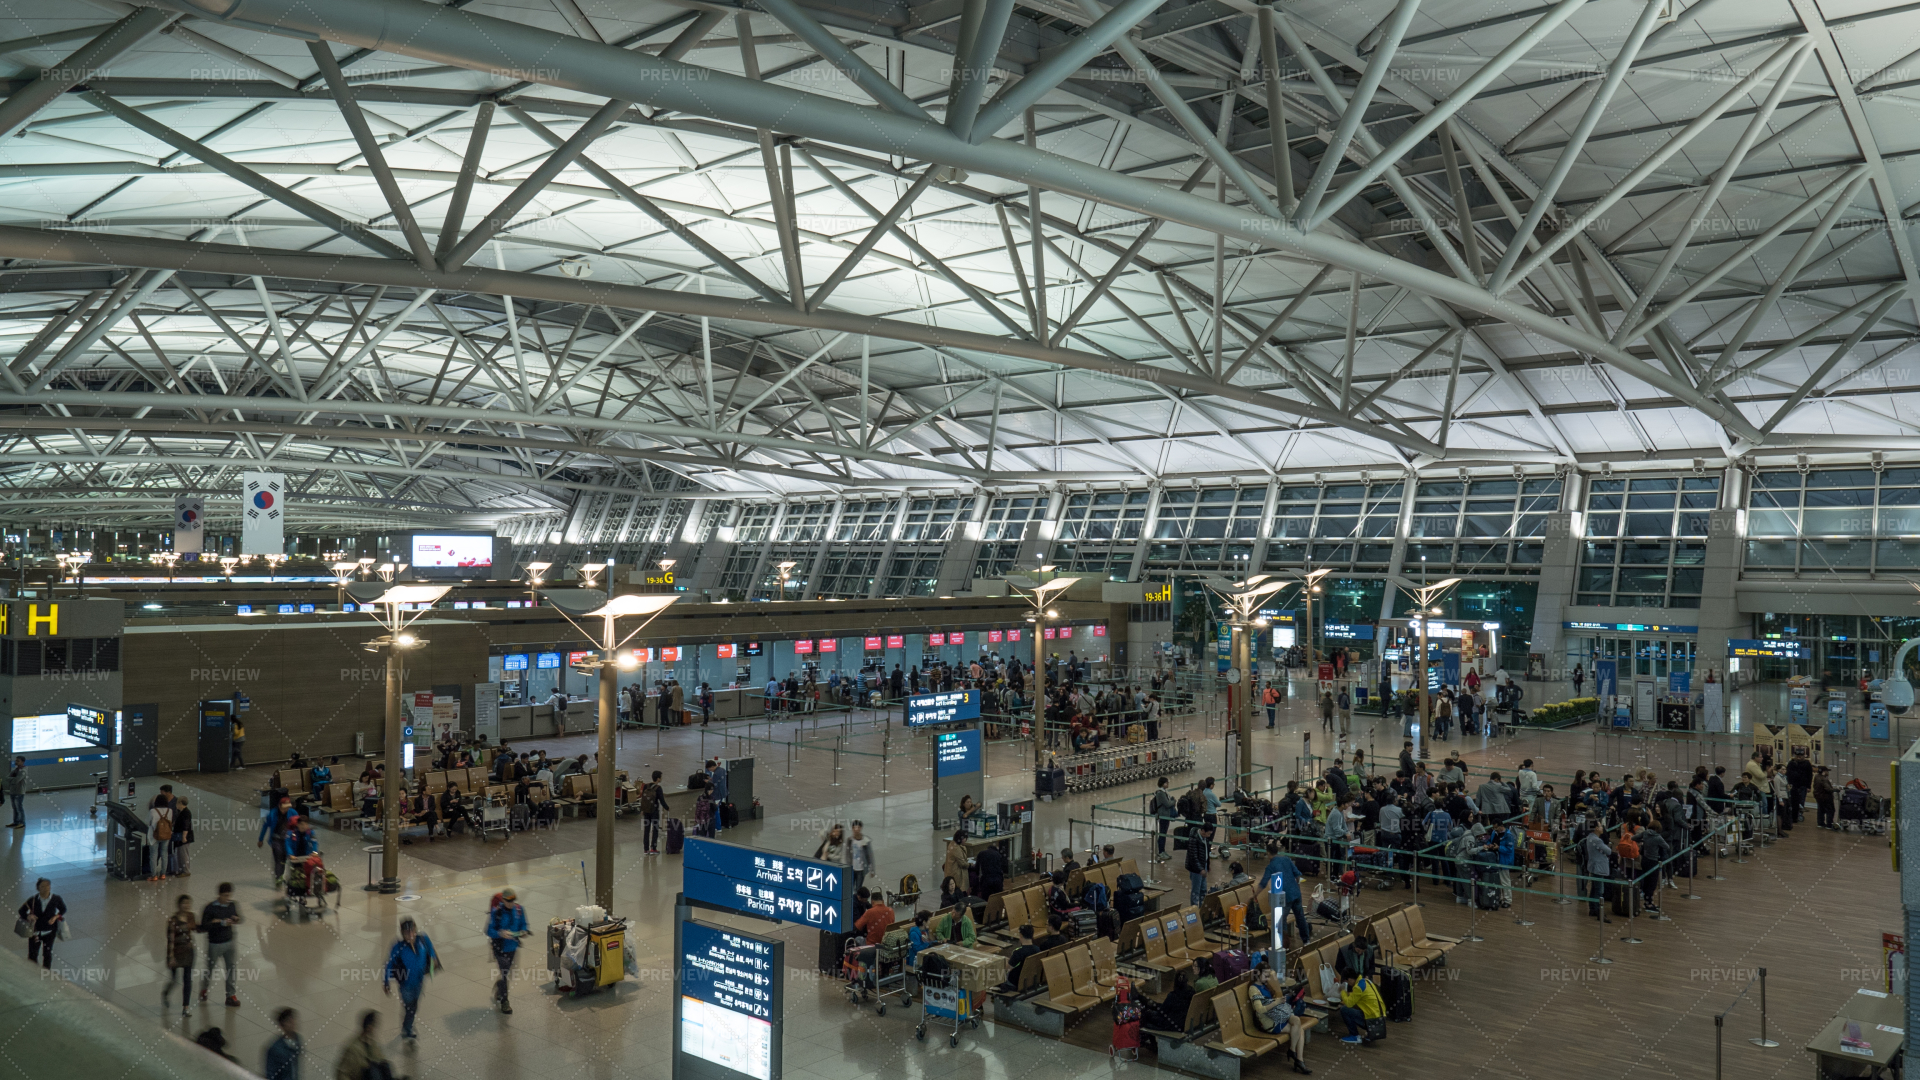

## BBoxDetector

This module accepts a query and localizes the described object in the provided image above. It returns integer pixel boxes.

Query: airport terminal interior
[1,0,1918,1077]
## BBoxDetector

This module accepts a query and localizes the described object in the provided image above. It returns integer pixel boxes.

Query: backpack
[1177,789,1204,820]
[898,873,919,898]
[1082,882,1110,912]
[639,784,659,814]
[1150,790,1176,817]
[153,809,173,843]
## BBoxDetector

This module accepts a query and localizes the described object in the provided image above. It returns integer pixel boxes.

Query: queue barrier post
[1589,873,1613,965]
[1682,842,1702,901]
[880,727,890,795]
[1512,870,1532,927]
[832,736,842,786]
[1714,1013,1724,1080]
[1750,967,1778,1047]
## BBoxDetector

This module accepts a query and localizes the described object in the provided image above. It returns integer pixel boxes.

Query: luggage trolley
[282,856,331,919]
[914,954,978,1048]
[843,937,910,1015]
[1839,785,1887,834]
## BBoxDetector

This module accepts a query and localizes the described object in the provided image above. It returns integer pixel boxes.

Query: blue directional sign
[682,837,848,933]
[906,689,981,728]
[676,918,783,1080]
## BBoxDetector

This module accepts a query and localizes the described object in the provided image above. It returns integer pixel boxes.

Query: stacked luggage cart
[1056,738,1194,793]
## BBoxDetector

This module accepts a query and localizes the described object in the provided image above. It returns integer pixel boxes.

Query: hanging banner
[473,682,500,743]
[173,495,205,554]
[241,472,285,555]
[1702,683,1725,733]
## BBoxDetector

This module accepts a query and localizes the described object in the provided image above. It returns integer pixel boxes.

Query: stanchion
[1512,875,1533,927]
[785,737,793,778]
[1552,862,1572,904]
[1749,967,1778,1047]
[1714,1013,1724,1080]
[1589,895,1613,965]
[1682,846,1701,901]
[832,736,842,786]
[1621,886,1643,944]
[880,727,890,794]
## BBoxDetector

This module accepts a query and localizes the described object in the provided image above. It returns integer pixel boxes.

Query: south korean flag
[241,472,286,555]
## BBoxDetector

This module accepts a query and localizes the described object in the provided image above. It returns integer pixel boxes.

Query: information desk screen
[410,533,494,571]
[906,689,980,727]
[677,919,781,1080]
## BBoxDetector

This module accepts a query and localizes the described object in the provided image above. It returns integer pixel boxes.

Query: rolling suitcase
[721,801,740,828]
[665,818,685,855]
[1379,965,1413,1021]
[818,927,846,974]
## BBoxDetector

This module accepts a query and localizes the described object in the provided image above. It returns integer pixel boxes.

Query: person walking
[639,770,668,855]
[847,821,875,895]
[258,796,298,885]
[1257,841,1312,947]
[1336,688,1352,739]
[263,1008,302,1080]
[1572,664,1584,698]
[547,686,569,735]
[163,894,198,1018]
[1263,683,1280,730]
[486,890,530,1014]
[334,1011,389,1080]
[6,756,25,828]
[230,716,246,770]
[383,918,441,1042]
[17,877,64,970]
[198,882,242,1006]
[173,798,195,877]
[1318,691,1335,732]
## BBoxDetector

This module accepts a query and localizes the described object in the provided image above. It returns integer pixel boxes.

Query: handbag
[56,921,69,940]
[1316,963,1338,1002]
[11,918,27,939]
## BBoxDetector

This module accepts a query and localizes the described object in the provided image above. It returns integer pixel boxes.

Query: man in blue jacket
[1257,841,1311,947]
[705,759,730,831]
[486,889,530,1013]
[258,797,300,884]
[383,919,441,1041]
[1478,822,1516,908]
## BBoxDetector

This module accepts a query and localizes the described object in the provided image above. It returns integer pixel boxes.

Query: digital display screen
[411,533,494,569]
[678,920,778,1080]
[1007,629,1021,642]
[794,640,814,655]
[949,632,965,645]
[988,630,1002,643]
[927,633,945,646]
[886,635,904,649]
[662,647,682,662]
[864,636,883,651]
[536,652,562,669]
[14,712,107,755]
[717,644,736,659]
[1271,627,1297,651]
[745,642,763,656]
[935,729,981,776]
[818,638,836,653]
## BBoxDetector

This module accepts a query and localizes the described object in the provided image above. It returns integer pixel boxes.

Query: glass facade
[815,553,881,598]
[902,498,963,542]
[1744,467,1920,575]
[1575,474,1715,607]
[884,555,941,597]
[832,500,897,542]
[776,503,831,543]
[1150,486,1265,570]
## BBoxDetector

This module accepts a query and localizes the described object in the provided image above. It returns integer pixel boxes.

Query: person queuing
[6,756,25,829]
[486,889,530,1014]
[639,770,669,855]
[17,877,64,970]
[199,882,243,1006]
[383,918,441,1043]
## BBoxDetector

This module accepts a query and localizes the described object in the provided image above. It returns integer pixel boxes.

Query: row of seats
[1066,856,1141,897]
[979,873,1051,929]
[1039,942,1121,1013]
[1122,905,1220,974]
[1356,903,1459,970]
[1208,979,1304,1060]
[1201,880,1261,924]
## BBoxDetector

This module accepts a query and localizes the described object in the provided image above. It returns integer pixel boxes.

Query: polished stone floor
[0,686,1896,1080]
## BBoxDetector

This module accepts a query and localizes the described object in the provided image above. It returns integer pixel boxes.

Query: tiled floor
[0,686,1896,1080]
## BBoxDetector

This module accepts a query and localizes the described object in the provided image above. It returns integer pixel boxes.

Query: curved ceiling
[0,0,1915,530]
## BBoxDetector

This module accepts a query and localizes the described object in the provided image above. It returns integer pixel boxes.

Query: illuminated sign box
[886,635,904,649]
[662,647,683,662]
[818,638,836,653]
[927,633,946,646]
[716,644,736,659]
[907,690,981,728]
[794,640,814,655]
[503,654,529,671]
[1728,638,1810,659]
[863,636,883,651]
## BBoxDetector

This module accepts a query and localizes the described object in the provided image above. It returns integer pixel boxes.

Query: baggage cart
[914,959,977,1047]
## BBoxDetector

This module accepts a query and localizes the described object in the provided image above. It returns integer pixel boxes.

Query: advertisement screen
[13,713,103,755]
[410,533,494,569]
[717,644,736,659]
[662,647,683,662]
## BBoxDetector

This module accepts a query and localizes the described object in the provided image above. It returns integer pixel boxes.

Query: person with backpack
[1151,777,1178,861]
[1336,688,1352,738]
[486,889,530,1013]
[149,785,178,882]
[1263,683,1281,730]
[1323,760,1351,803]
[638,771,668,855]
[1319,691,1335,731]
[1258,841,1311,947]
[1334,958,1385,1045]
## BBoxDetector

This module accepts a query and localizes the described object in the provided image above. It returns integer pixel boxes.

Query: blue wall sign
[682,837,848,933]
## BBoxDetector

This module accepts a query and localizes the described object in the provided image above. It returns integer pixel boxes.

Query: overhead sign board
[1728,638,1810,659]
[65,703,111,748]
[906,689,981,727]
[1565,621,1699,634]
[682,837,848,933]
[1322,623,1375,640]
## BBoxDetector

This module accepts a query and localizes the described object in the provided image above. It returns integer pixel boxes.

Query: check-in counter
[498,699,596,740]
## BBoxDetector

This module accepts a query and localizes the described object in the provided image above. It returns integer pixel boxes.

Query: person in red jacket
[851,887,894,945]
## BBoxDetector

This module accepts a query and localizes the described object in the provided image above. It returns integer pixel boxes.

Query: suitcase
[720,802,739,828]
[665,818,685,855]
[1475,880,1502,911]
[1070,909,1099,935]
[1610,878,1639,918]
[1379,965,1413,1021]
[1211,949,1251,980]
[818,927,846,974]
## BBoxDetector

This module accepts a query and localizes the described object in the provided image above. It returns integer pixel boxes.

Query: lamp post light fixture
[540,590,680,911]
[330,562,359,610]
[154,551,179,582]
[218,555,240,581]
[577,560,609,591]
[1398,577,1462,738]
[355,583,454,893]
[262,553,287,581]
[1199,574,1289,794]
[524,561,551,607]
[775,560,798,598]
[356,557,374,579]
[373,562,408,583]
[1274,567,1334,672]
[1005,572,1082,768]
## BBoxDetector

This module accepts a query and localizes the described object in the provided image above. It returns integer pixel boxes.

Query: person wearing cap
[486,889,530,1013]
[258,796,301,885]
